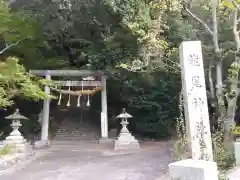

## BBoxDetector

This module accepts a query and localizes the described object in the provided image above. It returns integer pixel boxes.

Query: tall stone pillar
[41,74,51,141]
[168,41,218,180]
[179,41,213,160]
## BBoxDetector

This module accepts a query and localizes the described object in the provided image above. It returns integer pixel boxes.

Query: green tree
[0,1,49,108]
[0,57,49,107]
[9,0,183,138]
[181,0,240,150]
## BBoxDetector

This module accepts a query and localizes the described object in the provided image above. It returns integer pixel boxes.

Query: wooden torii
[30,70,109,143]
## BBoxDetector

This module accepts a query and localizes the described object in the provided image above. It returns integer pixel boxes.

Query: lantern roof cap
[116,108,133,119]
[5,109,28,120]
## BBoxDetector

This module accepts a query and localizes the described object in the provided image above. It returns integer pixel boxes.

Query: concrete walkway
[0,141,173,180]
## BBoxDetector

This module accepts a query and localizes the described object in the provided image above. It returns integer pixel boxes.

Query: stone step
[57,125,96,127]
[56,131,98,133]
[54,136,99,139]
[53,138,98,141]
[56,132,99,135]
[55,133,98,136]
[56,128,98,132]
[55,134,98,137]
[54,136,99,140]
[55,131,98,134]
[54,138,99,141]
[55,134,99,137]
[54,119,100,141]
[55,137,99,139]
[57,125,97,129]
[56,129,99,133]
[56,132,98,134]
[55,132,99,137]
[54,137,99,139]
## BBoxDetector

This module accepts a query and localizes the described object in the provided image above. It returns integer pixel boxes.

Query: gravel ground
[0,141,173,180]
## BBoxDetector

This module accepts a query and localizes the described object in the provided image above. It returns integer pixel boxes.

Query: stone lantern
[37,110,44,125]
[114,108,140,150]
[4,109,28,153]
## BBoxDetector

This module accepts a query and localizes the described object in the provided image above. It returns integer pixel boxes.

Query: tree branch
[183,3,214,36]
[208,60,215,98]
[233,0,240,11]
[0,39,24,55]
[212,0,220,53]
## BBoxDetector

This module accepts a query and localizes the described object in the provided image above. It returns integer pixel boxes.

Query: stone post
[179,41,213,160]
[168,41,218,180]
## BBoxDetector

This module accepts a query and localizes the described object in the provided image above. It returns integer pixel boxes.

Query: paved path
[0,141,173,180]
[228,167,240,180]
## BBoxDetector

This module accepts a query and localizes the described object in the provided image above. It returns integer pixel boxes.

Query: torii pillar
[99,75,111,144]
[41,74,51,142]
[34,73,51,149]
[100,76,108,138]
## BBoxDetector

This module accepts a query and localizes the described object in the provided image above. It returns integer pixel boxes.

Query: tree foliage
[2,0,183,137]
[6,0,240,140]
[0,1,49,108]
[0,57,48,107]
[0,1,41,55]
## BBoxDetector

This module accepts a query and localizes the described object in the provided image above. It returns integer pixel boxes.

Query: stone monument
[180,41,213,160]
[169,41,218,180]
[4,109,29,153]
[114,108,140,150]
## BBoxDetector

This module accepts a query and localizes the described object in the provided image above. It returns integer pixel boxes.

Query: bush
[173,90,235,171]
[0,145,11,156]
[173,125,235,170]
[106,69,181,139]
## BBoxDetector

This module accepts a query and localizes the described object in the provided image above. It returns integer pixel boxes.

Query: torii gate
[30,70,109,142]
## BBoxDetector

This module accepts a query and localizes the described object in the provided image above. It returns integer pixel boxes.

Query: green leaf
[221,0,240,9]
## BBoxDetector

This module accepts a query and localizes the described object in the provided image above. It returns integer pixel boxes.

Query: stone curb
[33,140,51,149]
[102,145,164,156]
[0,150,49,175]
[0,153,28,173]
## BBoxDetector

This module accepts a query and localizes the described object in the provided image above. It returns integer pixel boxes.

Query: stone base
[98,138,114,146]
[169,159,218,180]
[33,140,50,149]
[4,136,29,154]
[114,132,140,151]
[234,141,240,166]
[227,167,240,180]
